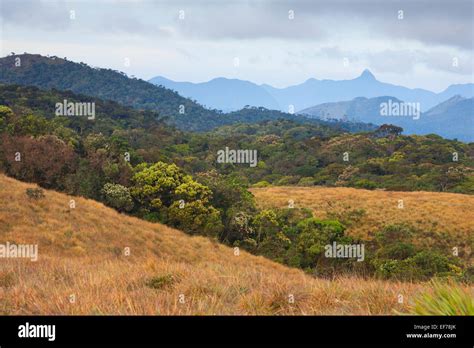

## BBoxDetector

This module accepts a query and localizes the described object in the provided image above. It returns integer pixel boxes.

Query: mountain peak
[359,69,376,80]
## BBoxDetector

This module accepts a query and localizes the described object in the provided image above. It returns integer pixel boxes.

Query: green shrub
[298,177,315,186]
[101,183,134,212]
[376,242,416,260]
[167,200,223,237]
[354,179,377,190]
[409,250,454,280]
[375,250,458,281]
[375,224,414,246]
[253,180,271,188]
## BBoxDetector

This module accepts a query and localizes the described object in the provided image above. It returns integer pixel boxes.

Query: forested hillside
[0,54,374,132]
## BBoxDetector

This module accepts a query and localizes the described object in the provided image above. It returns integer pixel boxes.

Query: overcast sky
[0,0,472,91]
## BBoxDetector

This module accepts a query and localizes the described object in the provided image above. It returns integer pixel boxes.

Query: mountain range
[0,54,334,132]
[0,54,472,141]
[298,95,474,142]
[150,70,474,113]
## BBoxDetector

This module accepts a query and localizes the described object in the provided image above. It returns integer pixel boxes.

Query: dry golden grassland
[250,186,474,243]
[0,174,472,315]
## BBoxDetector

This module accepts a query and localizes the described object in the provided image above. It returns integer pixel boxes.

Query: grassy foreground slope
[251,186,474,243]
[0,174,471,315]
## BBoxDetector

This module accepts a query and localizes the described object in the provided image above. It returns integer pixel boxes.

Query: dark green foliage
[1,85,472,195]
[373,224,462,281]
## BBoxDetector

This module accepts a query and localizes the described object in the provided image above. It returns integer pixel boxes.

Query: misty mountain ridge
[150,70,474,113]
[299,95,474,142]
[0,53,372,133]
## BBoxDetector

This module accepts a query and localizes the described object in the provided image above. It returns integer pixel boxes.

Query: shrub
[375,250,457,281]
[25,187,45,199]
[225,211,254,243]
[146,274,176,290]
[101,183,134,212]
[409,250,454,280]
[354,179,377,190]
[298,177,315,186]
[296,218,347,268]
[253,180,271,188]
[167,200,224,237]
[376,242,416,260]
[375,224,414,246]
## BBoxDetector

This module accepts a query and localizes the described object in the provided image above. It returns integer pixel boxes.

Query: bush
[354,179,377,190]
[167,200,224,237]
[376,242,416,260]
[25,188,45,199]
[298,177,315,186]
[375,224,414,246]
[296,218,347,268]
[101,183,134,212]
[409,250,454,280]
[146,274,176,290]
[253,180,271,188]
[225,211,254,243]
[375,250,457,281]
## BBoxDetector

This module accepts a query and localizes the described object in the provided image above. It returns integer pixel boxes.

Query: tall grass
[408,280,474,315]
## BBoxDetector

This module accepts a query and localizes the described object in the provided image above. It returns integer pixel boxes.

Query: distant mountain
[151,69,474,113]
[299,96,407,123]
[299,95,474,142]
[437,84,474,102]
[0,54,344,132]
[150,76,280,112]
[414,96,474,142]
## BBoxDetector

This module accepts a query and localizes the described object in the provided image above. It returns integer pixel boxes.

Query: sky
[0,0,472,91]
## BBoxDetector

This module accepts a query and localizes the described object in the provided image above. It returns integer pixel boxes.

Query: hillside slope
[0,174,453,315]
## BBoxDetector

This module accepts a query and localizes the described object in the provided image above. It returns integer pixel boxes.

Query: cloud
[0,0,472,90]
[1,0,472,49]
[1,0,71,30]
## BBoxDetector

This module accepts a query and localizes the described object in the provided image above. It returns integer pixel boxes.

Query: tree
[0,105,14,132]
[131,162,188,208]
[296,218,347,268]
[0,134,77,189]
[374,124,403,139]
